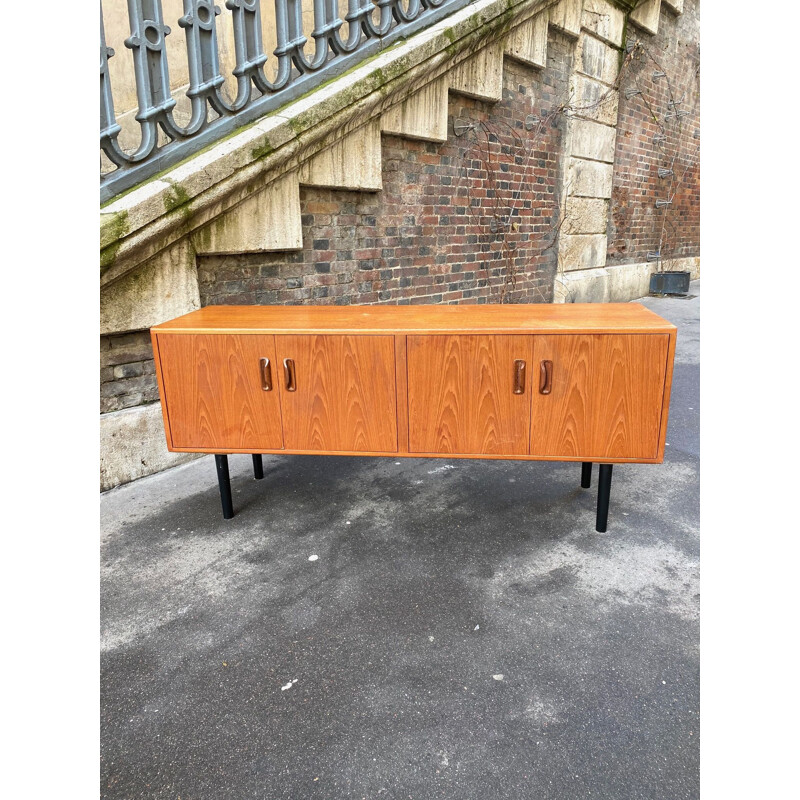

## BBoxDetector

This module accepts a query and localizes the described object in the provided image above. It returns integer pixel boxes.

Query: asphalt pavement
[101,282,700,799]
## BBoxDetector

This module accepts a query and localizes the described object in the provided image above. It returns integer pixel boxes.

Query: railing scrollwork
[100,0,473,202]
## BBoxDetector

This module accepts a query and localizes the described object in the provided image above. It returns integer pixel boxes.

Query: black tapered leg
[581,462,592,489]
[596,464,613,533]
[252,454,264,480]
[215,454,234,520]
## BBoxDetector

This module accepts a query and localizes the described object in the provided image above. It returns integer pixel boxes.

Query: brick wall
[100,332,158,413]
[197,33,572,309]
[607,0,700,265]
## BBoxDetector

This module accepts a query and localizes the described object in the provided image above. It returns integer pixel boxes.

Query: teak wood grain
[151,303,675,335]
[529,334,670,460]
[394,336,410,453]
[152,304,677,465]
[156,333,284,451]
[275,334,398,452]
[407,335,534,455]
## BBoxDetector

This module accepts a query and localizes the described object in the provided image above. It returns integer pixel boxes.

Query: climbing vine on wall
[449,28,699,303]
[611,36,700,271]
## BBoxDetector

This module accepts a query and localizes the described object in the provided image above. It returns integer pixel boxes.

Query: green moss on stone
[163,181,191,214]
[251,138,274,161]
[99,210,129,271]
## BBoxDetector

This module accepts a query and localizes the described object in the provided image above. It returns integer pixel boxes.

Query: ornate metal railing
[100,0,475,202]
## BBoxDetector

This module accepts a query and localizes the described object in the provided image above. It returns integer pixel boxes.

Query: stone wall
[607,0,700,265]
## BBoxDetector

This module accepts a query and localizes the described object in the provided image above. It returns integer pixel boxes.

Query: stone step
[381,79,450,143]
[299,120,383,192]
[448,42,505,102]
[630,0,662,36]
[193,171,302,255]
[505,11,549,68]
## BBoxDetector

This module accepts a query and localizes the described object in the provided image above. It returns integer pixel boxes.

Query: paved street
[101,284,700,800]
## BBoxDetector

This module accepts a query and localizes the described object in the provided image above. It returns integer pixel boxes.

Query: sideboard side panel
[151,332,175,450]
[655,330,678,462]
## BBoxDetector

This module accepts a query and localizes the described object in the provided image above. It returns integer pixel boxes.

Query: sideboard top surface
[152,303,676,335]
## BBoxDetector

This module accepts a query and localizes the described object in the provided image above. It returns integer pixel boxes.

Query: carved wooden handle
[259,358,272,391]
[539,360,553,394]
[283,358,297,392]
[513,360,526,395]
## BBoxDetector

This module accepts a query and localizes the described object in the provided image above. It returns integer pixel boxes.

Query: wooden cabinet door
[156,334,284,450]
[276,335,397,452]
[530,334,669,460]
[407,335,534,455]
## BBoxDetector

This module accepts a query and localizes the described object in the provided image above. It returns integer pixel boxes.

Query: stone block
[564,197,609,235]
[571,74,619,126]
[581,0,626,47]
[381,79,449,143]
[100,403,199,490]
[630,0,662,35]
[577,35,620,86]
[299,120,382,191]
[606,261,655,301]
[193,172,302,255]
[448,43,504,103]
[559,233,608,271]
[567,158,614,198]
[568,118,617,163]
[548,0,582,38]
[553,267,610,303]
[505,12,548,69]
[100,238,200,335]
[662,0,684,12]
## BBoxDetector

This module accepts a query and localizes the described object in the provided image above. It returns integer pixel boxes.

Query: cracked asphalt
[101,283,700,799]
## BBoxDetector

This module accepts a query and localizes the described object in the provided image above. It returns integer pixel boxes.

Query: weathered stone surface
[559,233,608,271]
[299,121,382,191]
[553,266,609,302]
[448,43,504,102]
[577,35,620,86]
[381,79,449,143]
[582,0,626,47]
[564,197,609,235]
[568,118,617,163]
[100,239,200,335]
[166,115,295,203]
[606,260,657,301]
[100,404,199,491]
[662,0,684,12]
[571,74,619,125]
[630,0,662,35]
[505,11,548,68]
[554,256,700,304]
[193,172,302,255]
[548,0,582,38]
[101,181,171,246]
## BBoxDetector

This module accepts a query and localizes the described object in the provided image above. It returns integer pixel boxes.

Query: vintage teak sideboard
[151,304,677,531]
